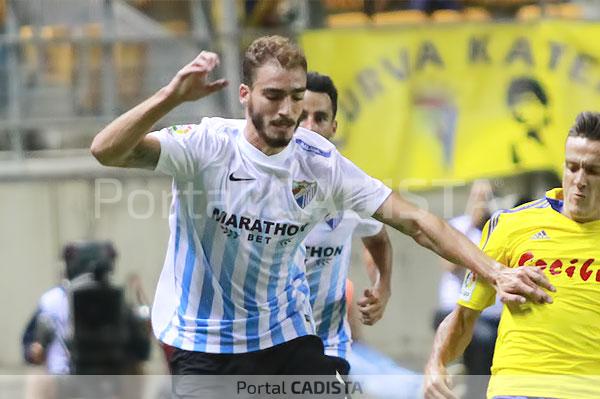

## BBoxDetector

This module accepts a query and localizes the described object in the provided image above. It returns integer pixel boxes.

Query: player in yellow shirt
[424,111,600,399]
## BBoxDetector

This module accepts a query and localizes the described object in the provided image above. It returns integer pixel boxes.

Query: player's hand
[494,264,555,305]
[357,285,390,326]
[164,51,228,104]
[27,342,46,365]
[424,364,456,399]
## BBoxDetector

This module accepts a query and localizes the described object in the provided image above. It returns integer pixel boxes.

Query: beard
[248,100,300,148]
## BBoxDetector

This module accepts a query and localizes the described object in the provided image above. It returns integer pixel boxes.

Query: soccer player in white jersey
[299,72,392,375]
[90,35,554,382]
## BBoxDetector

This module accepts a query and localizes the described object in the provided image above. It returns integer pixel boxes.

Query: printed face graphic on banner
[507,76,551,165]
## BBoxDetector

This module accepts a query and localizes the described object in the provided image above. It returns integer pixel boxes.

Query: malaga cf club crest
[325,211,344,231]
[292,180,317,209]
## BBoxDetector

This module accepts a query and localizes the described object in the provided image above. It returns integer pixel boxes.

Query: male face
[240,62,306,148]
[299,90,337,140]
[562,136,600,223]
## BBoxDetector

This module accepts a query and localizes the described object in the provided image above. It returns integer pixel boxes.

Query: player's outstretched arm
[91,51,228,169]
[373,192,555,305]
[357,228,392,325]
[424,306,480,399]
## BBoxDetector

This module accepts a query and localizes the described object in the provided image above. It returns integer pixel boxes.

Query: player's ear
[332,120,338,137]
[239,84,250,106]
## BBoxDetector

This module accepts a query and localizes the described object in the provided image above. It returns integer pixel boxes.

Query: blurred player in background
[23,277,70,375]
[22,242,150,399]
[425,111,600,399]
[90,35,553,386]
[299,71,392,375]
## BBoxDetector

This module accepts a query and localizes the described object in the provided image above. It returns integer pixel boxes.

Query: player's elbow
[91,138,120,166]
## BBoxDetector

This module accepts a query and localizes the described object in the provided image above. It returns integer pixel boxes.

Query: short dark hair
[306,72,338,118]
[242,35,307,86]
[63,241,116,280]
[507,77,548,106]
[568,111,600,141]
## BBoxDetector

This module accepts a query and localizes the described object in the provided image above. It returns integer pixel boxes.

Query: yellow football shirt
[458,188,600,399]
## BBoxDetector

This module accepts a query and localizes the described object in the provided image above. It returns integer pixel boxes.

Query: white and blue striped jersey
[304,212,383,359]
[150,117,392,354]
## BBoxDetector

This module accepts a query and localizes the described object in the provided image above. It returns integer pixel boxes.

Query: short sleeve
[457,270,497,311]
[457,212,508,311]
[37,287,67,320]
[332,152,392,218]
[148,117,224,178]
[354,217,384,238]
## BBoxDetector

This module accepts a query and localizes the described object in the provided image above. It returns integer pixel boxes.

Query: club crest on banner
[301,24,600,187]
[325,211,344,230]
[292,180,317,209]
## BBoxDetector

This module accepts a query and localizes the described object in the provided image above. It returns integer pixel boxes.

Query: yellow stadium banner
[301,21,600,189]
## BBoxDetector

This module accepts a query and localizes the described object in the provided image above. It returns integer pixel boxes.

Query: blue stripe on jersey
[335,297,349,359]
[482,199,547,250]
[297,273,310,298]
[505,198,548,214]
[159,199,181,342]
[287,262,309,337]
[294,138,332,158]
[217,235,242,353]
[267,240,291,346]
[283,284,308,343]
[336,345,348,359]
[172,212,198,349]
[243,241,266,352]
[307,260,326,305]
[546,195,563,213]
[193,217,220,352]
[316,255,343,338]
[294,265,311,311]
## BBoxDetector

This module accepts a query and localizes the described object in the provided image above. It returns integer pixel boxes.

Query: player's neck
[561,207,600,224]
[244,123,287,156]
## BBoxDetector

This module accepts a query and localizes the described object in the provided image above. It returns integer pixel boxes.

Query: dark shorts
[169,335,337,375]
[169,335,343,398]
[325,355,351,376]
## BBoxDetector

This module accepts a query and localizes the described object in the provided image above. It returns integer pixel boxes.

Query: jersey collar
[238,122,294,168]
[545,188,564,214]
